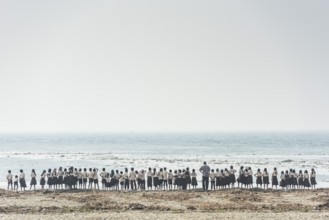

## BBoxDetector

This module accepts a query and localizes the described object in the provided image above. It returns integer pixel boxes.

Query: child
[215,168,221,190]
[255,168,263,188]
[88,168,94,189]
[168,169,173,190]
[14,175,18,191]
[47,168,53,189]
[248,167,253,188]
[229,166,236,188]
[191,169,198,189]
[82,168,88,190]
[129,168,137,190]
[298,170,304,189]
[310,168,317,189]
[224,168,230,188]
[279,171,286,191]
[40,170,46,189]
[153,168,159,190]
[173,170,178,190]
[158,168,163,190]
[242,168,250,189]
[119,171,124,190]
[123,168,129,190]
[271,167,278,190]
[303,170,311,189]
[30,169,37,190]
[58,167,64,189]
[52,168,58,190]
[100,168,107,190]
[163,167,168,190]
[209,169,216,190]
[19,169,27,191]
[284,170,289,191]
[185,168,191,190]
[237,166,244,188]
[139,170,145,190]
[7,170,13,190]
[146,168,153,190]
[93,168,99,190]
[263,168,269,190]
[77,168,83,189]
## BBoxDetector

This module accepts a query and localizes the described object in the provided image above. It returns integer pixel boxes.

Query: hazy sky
[0,0,328,132]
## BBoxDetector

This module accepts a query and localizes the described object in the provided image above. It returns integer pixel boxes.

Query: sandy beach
[1,188,329,219]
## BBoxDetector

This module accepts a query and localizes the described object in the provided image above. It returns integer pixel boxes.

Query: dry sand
[1,188,329,219]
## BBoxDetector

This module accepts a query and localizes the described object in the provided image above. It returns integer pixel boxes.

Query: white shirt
[7,173,13,180]
[163,171,168,180]
[209,172,216,181]
[19,173,25,179]
[129,172,136,181]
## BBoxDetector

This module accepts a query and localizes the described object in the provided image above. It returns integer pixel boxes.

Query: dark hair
[102,168,105,171]
[203,161,207,165]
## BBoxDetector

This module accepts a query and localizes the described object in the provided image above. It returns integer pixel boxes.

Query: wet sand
[1,188,329,219]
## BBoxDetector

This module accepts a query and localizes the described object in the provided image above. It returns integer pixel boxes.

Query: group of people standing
[199,162,317,191]
[6,162,317,192]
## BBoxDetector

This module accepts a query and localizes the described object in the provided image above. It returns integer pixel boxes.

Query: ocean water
[1,132,328,189]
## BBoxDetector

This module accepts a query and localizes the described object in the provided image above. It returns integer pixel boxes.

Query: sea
[1,132,328,189]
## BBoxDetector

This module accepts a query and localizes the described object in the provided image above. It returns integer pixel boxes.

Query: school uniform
[168,172,173,185]
[123,172,129,189]
[176,173,182,187]
[30,172,37,185]
[185,170,191,185]
[82,171,88,184]
[248,169,253,185]
[272,171,278,186]
[284,173,289,186]
[47,172,53,186]
[229,169,236,184]
[7,173,13,185]
[224,171,230,186]
[311,172,317,185]
[58,170,64,184]
[163,170,168,187]
[279,174,286,187]
[209,172,216,189]
[298,174,304,186]
[19,173,27,188]
[129,171,137,190]
[288,171,293,186]
[158,171,163,186]
[114,173,121,186]
[215,171,220,187]
[303,173,311,188]
[119,176,124,187]
[173,173,178,186]
[146,171,153,188]
[14,177,18,188]
[243,171,249,185]
[293,173,298,186]
[139,172,145,189]
[52,171,58,185]
[153,172,159,187]
[40,173,46,186]
[191,172,198,186]
[100,171,107,184]
[255,172,263,185]
[88,171,94,184]
[77,171,82,184]
[220,172,225,187]
[93,171,99,184]
[237,169,244,185]
[262,172,269,185]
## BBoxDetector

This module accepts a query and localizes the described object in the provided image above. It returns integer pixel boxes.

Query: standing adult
[199,161,210,191]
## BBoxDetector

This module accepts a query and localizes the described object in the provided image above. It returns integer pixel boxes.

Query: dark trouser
[202,176,209,191]
[130,180,136,190]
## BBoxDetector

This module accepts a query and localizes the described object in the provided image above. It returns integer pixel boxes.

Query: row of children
[6,165,317,191]
[236,166,317,190]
